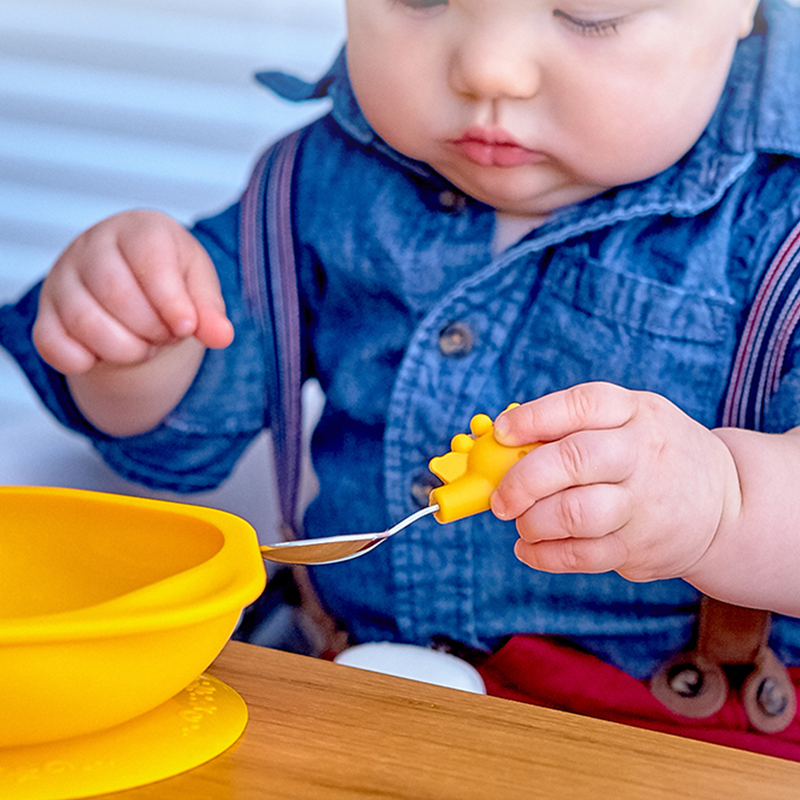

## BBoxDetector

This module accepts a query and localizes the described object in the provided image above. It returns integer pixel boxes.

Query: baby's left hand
[490,382,740,582]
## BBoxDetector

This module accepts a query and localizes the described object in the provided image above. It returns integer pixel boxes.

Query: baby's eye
[554,10,624,37]
[391,0,448,10]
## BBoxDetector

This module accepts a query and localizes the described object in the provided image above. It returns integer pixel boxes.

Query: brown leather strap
[696,598,769,665]
[742,648,797,733]
[277,522,349,659]
[290,563,349,660]
[650,598,796,732]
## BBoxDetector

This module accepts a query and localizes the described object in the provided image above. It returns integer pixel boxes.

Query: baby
[4,0,800,753]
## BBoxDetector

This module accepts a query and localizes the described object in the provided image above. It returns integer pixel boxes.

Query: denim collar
[257,49,373,147]
[256,0,800,221]
[749,0,800,157]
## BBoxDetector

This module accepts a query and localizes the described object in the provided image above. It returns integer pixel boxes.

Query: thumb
[195,303,235,350]
[184,251,234,350]
[493,402,537,446]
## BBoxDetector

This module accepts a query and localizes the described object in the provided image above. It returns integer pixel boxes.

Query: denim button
[438,190,466,212]
[438,321,474,358]
[410,472,442,509]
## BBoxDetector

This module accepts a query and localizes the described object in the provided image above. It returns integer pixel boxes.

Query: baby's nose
[449,25,541,101]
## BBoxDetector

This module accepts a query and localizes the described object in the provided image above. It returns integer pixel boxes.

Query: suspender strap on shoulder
[240,131,304,537]
[239,131,349,657]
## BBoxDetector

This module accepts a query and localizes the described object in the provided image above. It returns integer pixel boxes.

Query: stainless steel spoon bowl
[259,505,439,565]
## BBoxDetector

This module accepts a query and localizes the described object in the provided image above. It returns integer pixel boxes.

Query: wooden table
[101,640,800,799]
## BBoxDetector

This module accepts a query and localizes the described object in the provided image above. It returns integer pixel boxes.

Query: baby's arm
[33,210,234,437]
[687,425,800,615]
[490,382,800,617]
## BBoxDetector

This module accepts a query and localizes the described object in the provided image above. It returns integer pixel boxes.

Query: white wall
[0,0,345,298]
[0,0,344,538]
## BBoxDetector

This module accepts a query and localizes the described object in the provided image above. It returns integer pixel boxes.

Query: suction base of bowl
[0,674,246,800]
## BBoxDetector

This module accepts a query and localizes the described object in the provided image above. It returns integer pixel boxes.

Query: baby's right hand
[33,210,234,375]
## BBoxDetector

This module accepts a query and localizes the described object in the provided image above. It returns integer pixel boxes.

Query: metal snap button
[755,676,791,718]
[438,321,474,358]
[667,664,705,698]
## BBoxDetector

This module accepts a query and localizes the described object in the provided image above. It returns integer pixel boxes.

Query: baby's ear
[737,0,761,39]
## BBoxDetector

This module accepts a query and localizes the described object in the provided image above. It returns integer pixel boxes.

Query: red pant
[477,635,800,761]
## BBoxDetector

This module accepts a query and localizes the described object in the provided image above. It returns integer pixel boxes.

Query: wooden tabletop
[101,640,800,800]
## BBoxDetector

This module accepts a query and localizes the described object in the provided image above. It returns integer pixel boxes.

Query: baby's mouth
[451,127,545,168]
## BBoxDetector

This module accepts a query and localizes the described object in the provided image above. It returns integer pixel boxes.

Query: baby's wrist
[681,429,746,593]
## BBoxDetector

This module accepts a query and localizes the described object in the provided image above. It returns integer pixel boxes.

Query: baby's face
[345,0,759,219]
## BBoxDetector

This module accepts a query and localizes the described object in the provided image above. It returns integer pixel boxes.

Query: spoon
[258,406,540,567]
[259,504,439,565]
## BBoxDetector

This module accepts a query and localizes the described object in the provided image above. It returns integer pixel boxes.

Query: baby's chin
[472,182,613,219]
[434,160,611,217]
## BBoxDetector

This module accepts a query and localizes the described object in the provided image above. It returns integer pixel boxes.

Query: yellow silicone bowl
[0,486,266,748]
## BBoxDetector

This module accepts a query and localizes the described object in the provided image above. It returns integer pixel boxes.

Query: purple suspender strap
[651,219,800,733]
[723,220,800,429]
[240,130,304,537]
[238,131,350,656]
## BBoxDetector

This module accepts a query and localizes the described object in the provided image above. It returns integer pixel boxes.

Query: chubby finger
[78,250,175,345]
[119,220,233,347]
[492,427,635,520]
[33,301,98,374]
[184,255,234,350]
[514,483,632,544]
[39,276,156,368]
[514,532,629,575]
[193,304,235,350]
[494,382,637,446]
[117,225,201,339]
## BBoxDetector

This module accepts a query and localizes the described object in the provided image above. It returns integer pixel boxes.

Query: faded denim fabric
[3,0,800,679]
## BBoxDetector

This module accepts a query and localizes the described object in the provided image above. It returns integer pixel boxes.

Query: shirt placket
[383,252,541,645]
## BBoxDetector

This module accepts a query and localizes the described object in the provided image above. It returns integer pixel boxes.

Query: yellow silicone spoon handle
[428,405,538,523]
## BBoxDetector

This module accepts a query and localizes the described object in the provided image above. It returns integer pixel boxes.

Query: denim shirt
[4,0,800,679]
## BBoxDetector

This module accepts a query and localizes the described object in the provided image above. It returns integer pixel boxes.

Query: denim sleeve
[0,203,268,493]
[0,282,96,435]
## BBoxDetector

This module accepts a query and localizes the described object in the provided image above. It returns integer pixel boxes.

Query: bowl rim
[0,486,267,643]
